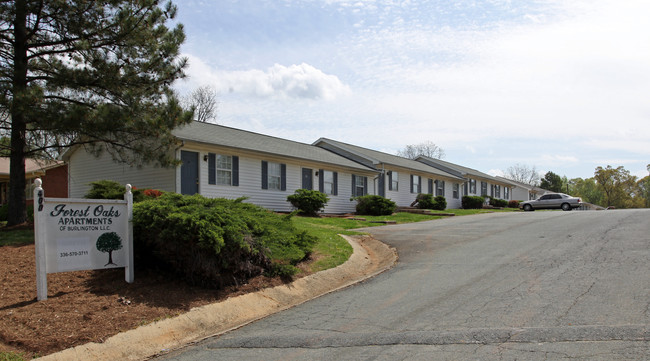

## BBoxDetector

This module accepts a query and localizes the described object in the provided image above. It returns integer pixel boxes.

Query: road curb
[39,235,397,361]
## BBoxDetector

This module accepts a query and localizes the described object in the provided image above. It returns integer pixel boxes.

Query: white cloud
[182,56,350,100]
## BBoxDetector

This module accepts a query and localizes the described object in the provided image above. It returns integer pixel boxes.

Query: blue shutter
[281,164,286,191]
[351,175,356,197]
[363,176,368,196]
[232,156,239,186]
[208,153,216,185]
[410,175,414,193]
[333,172,338,196]
[418,176,422,193]
[261,161,268,189]
[428,179,433,195]
[388,171,393,191]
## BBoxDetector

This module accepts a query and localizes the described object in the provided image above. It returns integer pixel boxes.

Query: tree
[396,141,445,160]
[1,1,193,225]
[504,163,539,186]
[594,165,637,208]
[570,177,603,206]
[540,171,563,192]
[96,231,123,266]
[182,85,218,123]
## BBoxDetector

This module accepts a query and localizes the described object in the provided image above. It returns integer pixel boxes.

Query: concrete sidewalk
[40,235,397,361]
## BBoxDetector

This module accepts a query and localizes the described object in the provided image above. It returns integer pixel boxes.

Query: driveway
[157,209,650,360]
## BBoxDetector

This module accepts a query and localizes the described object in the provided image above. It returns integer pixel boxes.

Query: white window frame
[216,155,232,186]
[391,171,399,191]
[323,170,335,195]
[268,162,282,191]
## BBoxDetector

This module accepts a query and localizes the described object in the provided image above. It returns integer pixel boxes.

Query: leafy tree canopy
[539,171,563,193]
[1,0,193,225]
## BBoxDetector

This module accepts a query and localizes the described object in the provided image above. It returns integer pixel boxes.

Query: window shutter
[232,156,239,186]
[442,180,446,196]
[281,164,286,191]
[464,181,468,195]
[319,169,324,192]
[418,176,422,193]
[363,176,368,195]
[208,153,216,185]
[388,171,393,191]
[410,175,414,193]
[261,161,268,189]
[333,172,338,196]
[428,179,433,195]
[351,175,356,197]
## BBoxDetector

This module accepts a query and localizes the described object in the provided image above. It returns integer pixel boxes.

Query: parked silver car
[520,193,582,211]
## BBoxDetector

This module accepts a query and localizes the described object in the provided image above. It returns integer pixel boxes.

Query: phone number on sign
[60,250,89,258]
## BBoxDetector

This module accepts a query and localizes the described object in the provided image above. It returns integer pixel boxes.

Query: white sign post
[33,179,134,301]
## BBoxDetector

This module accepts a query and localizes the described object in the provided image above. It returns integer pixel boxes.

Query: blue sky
[172,0,650,180]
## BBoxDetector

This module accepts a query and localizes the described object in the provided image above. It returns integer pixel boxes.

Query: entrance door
[180,150,199,195]
[302,168,313,190]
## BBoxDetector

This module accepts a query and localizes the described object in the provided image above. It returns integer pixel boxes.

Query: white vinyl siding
[67,146,175,198]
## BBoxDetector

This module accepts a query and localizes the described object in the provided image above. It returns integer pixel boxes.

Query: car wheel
[523,204,533,211]
[561,203,571,211]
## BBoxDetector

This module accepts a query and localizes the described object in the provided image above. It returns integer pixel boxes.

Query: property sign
[33,179,134,301]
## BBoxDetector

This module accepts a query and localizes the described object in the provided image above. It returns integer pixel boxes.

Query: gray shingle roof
[313,138,463,180]
[173,122,376,172]
[417,156,509,184]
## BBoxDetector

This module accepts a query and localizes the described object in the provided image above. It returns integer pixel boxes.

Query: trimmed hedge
[507,200,520,208]
[462,195,485,209]
[488,196,508,208]
[353,195,396,216]
[287,189,329,216]
[84,179,163,203]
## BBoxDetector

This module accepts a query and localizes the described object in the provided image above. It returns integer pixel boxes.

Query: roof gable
[313,138,463,180]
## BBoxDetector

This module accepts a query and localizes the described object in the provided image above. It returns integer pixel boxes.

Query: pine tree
[0,1,193,225]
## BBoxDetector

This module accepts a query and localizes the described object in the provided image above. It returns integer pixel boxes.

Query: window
[411,175,421,194]
[389,171,399,191]
[504,187,510,200]
[453,183,459,199]
[268,162,282,190]
[209,153,239,186]
[494,184,501,198]
[323,171,334,195]
[435,180,445,196]
[352,175,367,197]
[469,179,477,194]
[262,161,286,191]
[217,155,232,185]
[480,181,488,196]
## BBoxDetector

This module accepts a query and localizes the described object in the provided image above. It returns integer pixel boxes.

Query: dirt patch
[0,244,304,359]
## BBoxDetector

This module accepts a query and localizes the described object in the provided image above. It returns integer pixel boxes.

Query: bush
[133,193,317,287]
[287,189,329,216]
[415,193,434,209]
[84,180,126,199]
[432,195,447,210]
[462,195,485,209]
[0,203,33,223]
[354,195,396,216]
[85,179,163,202]
[507,200,520,208]
[488,196,508,208]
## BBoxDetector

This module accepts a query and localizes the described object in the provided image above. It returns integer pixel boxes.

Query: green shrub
[462,195,485,209]
[85,179,163,202]
[133,193,316,287]
[353,195,396,216]
[488,196,508,208]
[287,189,329,216]
[0,203,7,222]
[0,204,33,223]
[415,193,434,209]
[507,200,520,208]
[432,195,447,210]
[85,180,126,199]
